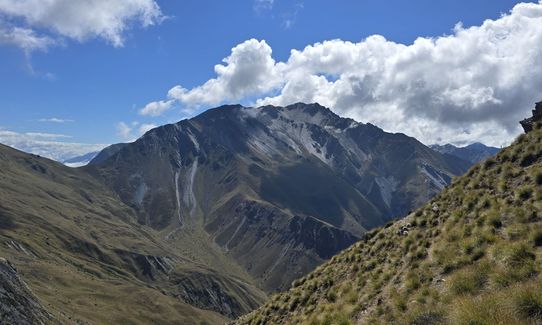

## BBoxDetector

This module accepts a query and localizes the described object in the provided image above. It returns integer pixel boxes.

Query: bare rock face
[0,258,51,324]
[520,101,542,133]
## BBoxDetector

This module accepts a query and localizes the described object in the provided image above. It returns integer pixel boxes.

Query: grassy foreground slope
[235,126,542,325]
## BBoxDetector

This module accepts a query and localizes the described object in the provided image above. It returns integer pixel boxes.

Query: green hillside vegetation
[234,125,542,325]
[0,144,265,324]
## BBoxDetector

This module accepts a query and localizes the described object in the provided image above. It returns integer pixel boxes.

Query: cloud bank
[139,99,174,116]
[146,1,542,146]
[0,0,164,51]
[0,129,106,162]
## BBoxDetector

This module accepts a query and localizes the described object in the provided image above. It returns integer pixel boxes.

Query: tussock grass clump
[450,294,517,325]
[408,311,446,325]
[501,243,536,268]
[520,153,536,167]
[512,283,542,321]
[516,185,533,201]
[325,288,337,303]
[532,228,542,247]
[506,223,529,241]
[486,211,503,229]
[491,242,540,283]
[405,272,421,292]
[533,168,542,185]
[448,264,488,295]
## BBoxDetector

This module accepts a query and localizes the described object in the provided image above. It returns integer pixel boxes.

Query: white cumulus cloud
[166,39,279,109]
[0,26,55,52]
[139,99,174,116]
[38,117,74,123]
[139,123,157,135]
[0,0,164,51]
[116,121,157,141]
[116,121,133,140]
[145,1,542,147]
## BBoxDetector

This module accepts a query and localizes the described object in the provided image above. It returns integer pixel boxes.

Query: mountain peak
[86,102,468,292]
[465,142,489,149]
[431,142,500,164]
[185,103,352,135]
[285,102,334,114]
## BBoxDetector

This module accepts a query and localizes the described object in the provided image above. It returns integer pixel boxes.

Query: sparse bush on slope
[234,125,542,325]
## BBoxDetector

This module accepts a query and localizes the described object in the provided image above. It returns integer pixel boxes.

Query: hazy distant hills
[87,103,469,292]
[61,143,129,167]
[430,142,500,164]
[62,151,100,167]
[236,118,542,325]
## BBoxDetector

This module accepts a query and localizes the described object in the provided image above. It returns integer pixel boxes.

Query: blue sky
[0,0,541,160]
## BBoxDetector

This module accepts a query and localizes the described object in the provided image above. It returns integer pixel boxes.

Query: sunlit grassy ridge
[235,126,542,325]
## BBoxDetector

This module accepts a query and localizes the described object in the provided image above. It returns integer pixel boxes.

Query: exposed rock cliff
[0,258,51,325]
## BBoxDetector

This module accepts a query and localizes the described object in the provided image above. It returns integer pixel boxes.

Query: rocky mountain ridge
[87,103,469,291]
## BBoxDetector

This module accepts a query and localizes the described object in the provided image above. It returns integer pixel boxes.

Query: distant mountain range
[430,142,500,164]
[0,103,471,323]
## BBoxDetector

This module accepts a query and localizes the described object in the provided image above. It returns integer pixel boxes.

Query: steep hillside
[89,143,128,164]
[87,103,469,291]
[431,142,500,164]
[0,144,265,324]
[0,258,51,324]
[235,126,542,324]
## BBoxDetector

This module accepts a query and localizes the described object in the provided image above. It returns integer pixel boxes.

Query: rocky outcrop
[0,258,51,325]
[520,101,542,133]
[172,271,262,319]
[288,215,358,260]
